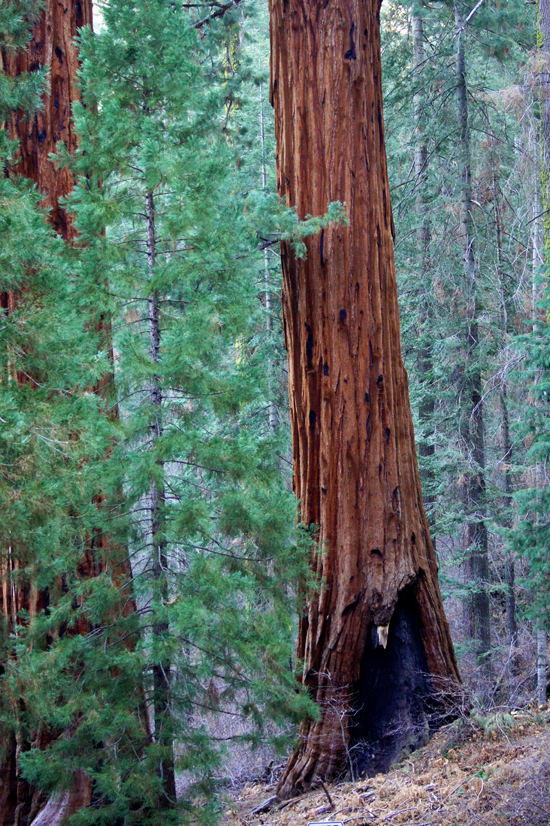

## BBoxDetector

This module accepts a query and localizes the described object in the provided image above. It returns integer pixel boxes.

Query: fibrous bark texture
[269,0,460,796]
[2,0,92,240]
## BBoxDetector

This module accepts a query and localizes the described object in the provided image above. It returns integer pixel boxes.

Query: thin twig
[455,0,487,36]
[319,778,335,809]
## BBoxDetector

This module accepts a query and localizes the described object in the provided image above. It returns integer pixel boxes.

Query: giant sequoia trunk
[1,0,91,241]
[270,0,460,796]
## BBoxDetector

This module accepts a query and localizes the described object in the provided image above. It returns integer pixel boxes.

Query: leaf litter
[223,707,550,826]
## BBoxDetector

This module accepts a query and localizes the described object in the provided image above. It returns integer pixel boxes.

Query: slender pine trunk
[532,181,547,710]
[492,175,518,671]
[534,0,550,713]
[454,4,491,681]
[499,382,517,650]
[412,8,436,536]
[259,81,278,432]
[146,192,176,806]
[537,629,548,708]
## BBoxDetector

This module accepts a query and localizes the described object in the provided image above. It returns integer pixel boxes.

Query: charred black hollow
[349,586,432,777]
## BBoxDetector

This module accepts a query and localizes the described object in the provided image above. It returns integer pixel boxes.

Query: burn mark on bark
[342,593,361,616]
[350,587,432,777]
[321,487,327,495]
[364,392,369,403]
[305,323,314,368]
[411,533,416,545]
[305,668,316,683]
[385,427,390,443]
[309,410,317,428]
[323,362,329,376]
[376,374,383,388]
[392,486,400,518]
[345,22,356,60]
[339,308,347,323]
[320,228,324,265]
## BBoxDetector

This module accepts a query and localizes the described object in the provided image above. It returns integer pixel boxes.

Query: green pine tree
[0,2,128,819]
[381,0,535,691]
[10,1,316,822]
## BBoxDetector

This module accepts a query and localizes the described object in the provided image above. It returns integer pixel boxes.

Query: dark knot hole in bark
[348,586,432,778]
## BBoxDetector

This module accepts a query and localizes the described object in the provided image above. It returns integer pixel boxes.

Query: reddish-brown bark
[2,0,91,240]
[269,0,460,795]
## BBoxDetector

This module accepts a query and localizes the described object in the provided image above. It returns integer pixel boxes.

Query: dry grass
[223,707,550,826]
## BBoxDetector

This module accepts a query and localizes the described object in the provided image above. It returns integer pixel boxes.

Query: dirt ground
[223,707,550,826]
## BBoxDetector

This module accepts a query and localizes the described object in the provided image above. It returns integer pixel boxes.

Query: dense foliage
[0,0,316,821]
[382,0,544,687]
[2,0,550,820]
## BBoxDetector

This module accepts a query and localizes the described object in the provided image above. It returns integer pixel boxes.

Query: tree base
[277,586,449,797]
[350,586,433,777]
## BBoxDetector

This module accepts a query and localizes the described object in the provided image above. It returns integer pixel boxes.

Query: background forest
[0,0,549,823]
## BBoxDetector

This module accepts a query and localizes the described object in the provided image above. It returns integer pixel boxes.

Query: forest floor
[223,706,550,826]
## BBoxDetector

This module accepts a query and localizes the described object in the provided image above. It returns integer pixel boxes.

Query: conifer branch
[192,0,242,29]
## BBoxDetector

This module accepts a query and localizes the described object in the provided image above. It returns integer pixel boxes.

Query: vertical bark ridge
[2,0,92,240]
[270,0,459,796]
